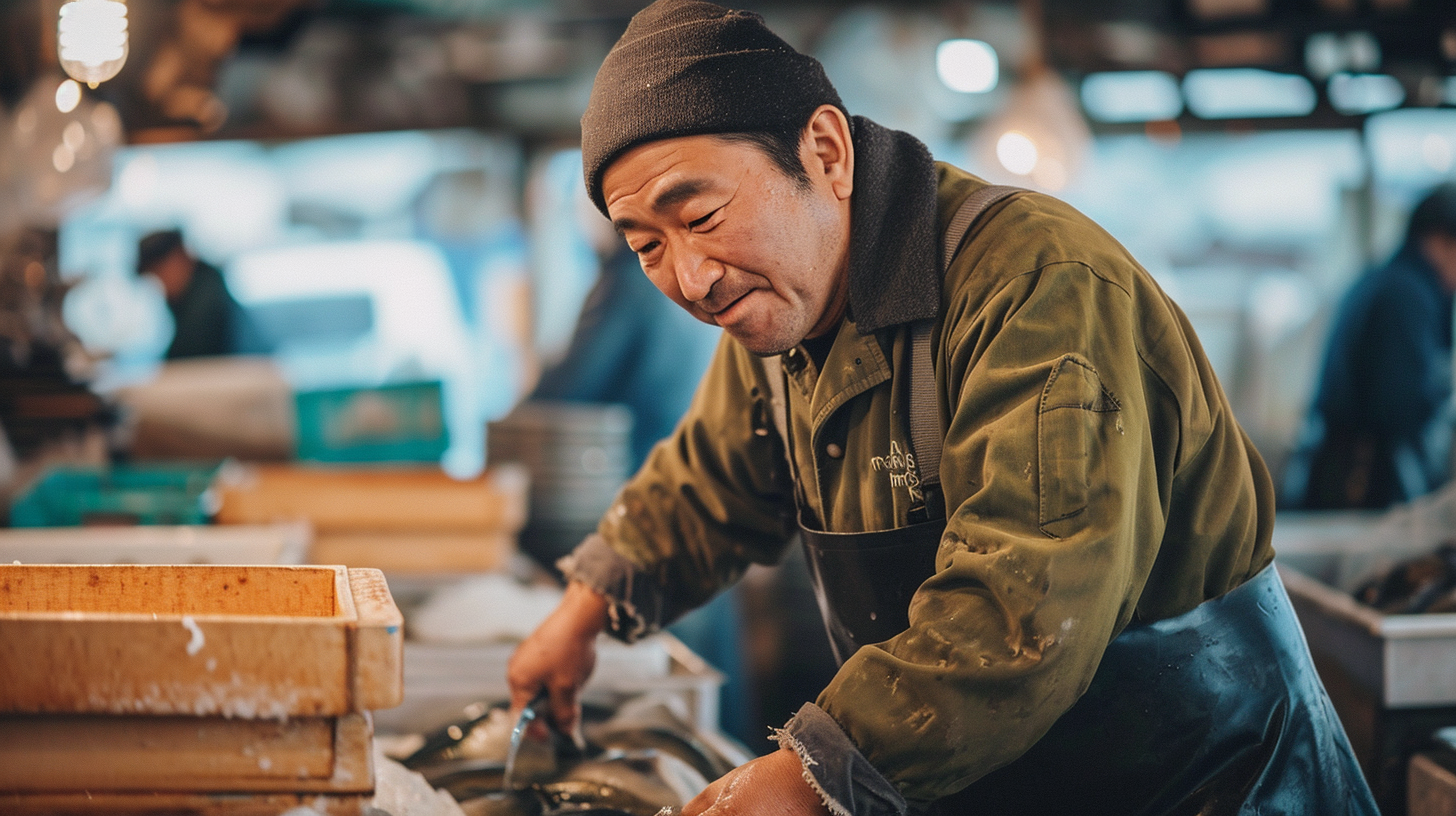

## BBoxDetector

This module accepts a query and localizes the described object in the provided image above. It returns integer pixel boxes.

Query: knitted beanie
[580,0,844,215]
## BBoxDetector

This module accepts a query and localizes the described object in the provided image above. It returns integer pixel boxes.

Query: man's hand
[506,580,610,738]
[682,746,832,816]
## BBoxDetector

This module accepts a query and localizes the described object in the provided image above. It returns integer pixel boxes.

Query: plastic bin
[8,464,221,527]
[294,382,449,463]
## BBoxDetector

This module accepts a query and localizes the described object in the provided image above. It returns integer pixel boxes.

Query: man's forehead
[604,136,745,219]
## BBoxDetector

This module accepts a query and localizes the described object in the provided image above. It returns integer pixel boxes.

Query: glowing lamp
[58,0,128,89]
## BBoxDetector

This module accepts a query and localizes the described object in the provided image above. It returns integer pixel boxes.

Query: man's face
[1423,232,1456,294]
[146,248,195,302]
[603,132,851,356]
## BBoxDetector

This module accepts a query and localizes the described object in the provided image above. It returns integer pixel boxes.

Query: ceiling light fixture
[936,39,998,94]
[1080,71,1182,122]
[1183,68,1317,118]
[1328,73,1404,115]
[57,0,128,89]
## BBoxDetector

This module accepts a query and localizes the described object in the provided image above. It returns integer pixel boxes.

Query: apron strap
[909,184,1024,518]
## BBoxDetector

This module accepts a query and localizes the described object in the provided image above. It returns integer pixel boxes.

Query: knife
[502,690,547,790]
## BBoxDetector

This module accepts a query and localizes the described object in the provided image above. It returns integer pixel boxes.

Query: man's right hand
[506,580,611,739]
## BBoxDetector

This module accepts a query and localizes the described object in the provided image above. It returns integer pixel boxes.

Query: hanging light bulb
[970,0,1092,192]
[57,0,128,89]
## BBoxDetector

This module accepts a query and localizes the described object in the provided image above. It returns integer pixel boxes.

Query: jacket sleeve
[559,333,799,640]
[813,260,1173,803]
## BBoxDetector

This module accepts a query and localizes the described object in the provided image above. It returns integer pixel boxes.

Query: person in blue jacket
[1287,183,1456,509]
[531,239,721,471]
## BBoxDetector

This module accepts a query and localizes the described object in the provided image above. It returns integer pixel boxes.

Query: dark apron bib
[799,517,943,666]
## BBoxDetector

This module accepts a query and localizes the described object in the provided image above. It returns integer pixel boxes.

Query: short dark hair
[1407,183,1456,243]
[714,126,811,189]
[136,229,185,274]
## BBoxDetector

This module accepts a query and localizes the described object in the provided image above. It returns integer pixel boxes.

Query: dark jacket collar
[844,116,942,334]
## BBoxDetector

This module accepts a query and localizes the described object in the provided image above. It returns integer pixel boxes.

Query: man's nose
[674,246,724,303]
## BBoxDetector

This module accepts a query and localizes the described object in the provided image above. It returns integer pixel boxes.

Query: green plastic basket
[9,464,222,527]
[293,381,450,464]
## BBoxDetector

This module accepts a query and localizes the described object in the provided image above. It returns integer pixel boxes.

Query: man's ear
[803,104,853,201]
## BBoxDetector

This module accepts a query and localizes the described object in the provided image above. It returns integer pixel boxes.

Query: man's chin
[725,326,800,358]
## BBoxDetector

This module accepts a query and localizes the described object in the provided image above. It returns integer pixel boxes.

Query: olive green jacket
[562,131,1275,807]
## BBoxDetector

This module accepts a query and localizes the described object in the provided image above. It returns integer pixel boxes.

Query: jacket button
[826,443,844,459]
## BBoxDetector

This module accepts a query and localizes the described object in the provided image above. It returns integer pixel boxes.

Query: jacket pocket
[1038,354,1121,538]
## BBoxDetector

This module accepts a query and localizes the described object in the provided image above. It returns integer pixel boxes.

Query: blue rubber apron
[789,186,1379,815]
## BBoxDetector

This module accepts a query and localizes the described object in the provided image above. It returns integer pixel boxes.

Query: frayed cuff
[774,702,896,816]
[556,533,665,643]
[775,703,907,816]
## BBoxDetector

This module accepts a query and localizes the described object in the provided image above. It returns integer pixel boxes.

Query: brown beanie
[580,0,845,215]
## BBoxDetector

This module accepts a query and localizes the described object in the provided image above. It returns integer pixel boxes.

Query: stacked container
[0,562,403,814]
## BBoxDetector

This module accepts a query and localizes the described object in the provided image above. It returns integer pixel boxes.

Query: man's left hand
[682,745,832,816]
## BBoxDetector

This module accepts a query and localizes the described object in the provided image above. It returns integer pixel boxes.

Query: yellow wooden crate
[0,712,373,794]
[0,564,402,717]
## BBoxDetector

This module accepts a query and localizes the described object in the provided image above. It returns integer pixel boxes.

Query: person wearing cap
[1284,183,1456,510]
[136,229,246,360]
[507,2,1378,814]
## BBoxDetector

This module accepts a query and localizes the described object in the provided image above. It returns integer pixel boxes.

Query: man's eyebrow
[651,179,708,213]
[611,178,711,236]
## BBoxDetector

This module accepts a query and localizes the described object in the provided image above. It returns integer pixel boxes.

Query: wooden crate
[0,524,309,566]
[310,531,516,574]
[214,464,528,534]
[0,565,402,716]
[1409,753,1456,816]
[0,790,369,815]
[0,712,372,793]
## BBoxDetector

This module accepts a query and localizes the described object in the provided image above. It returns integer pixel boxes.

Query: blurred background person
[1285,183,1456,510]
[528,195,721,472]
[136,229,267,360]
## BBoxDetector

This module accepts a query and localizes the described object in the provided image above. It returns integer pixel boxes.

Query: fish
[1354,543,1456,614]
[404,704,514,768]
[410,697,722,815]
[407,702,616,769]
[456,790,542,816]
[583,698,732,780]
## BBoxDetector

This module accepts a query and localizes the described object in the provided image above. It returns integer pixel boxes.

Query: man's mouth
[699,283,757,316]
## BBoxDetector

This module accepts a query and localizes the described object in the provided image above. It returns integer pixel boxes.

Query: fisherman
[508,2,1379,813]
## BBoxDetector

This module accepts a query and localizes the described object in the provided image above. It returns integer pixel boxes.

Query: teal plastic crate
[294,381,450,463]
[9,464,221,527]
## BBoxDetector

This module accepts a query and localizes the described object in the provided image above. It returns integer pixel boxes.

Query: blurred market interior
[4,0,1456,476]
[4,0,1456,785]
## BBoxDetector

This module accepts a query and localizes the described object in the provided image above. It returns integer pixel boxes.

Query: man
[136,229,247,359]
[1285,184,1456,510]
[508,2,1378,814]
